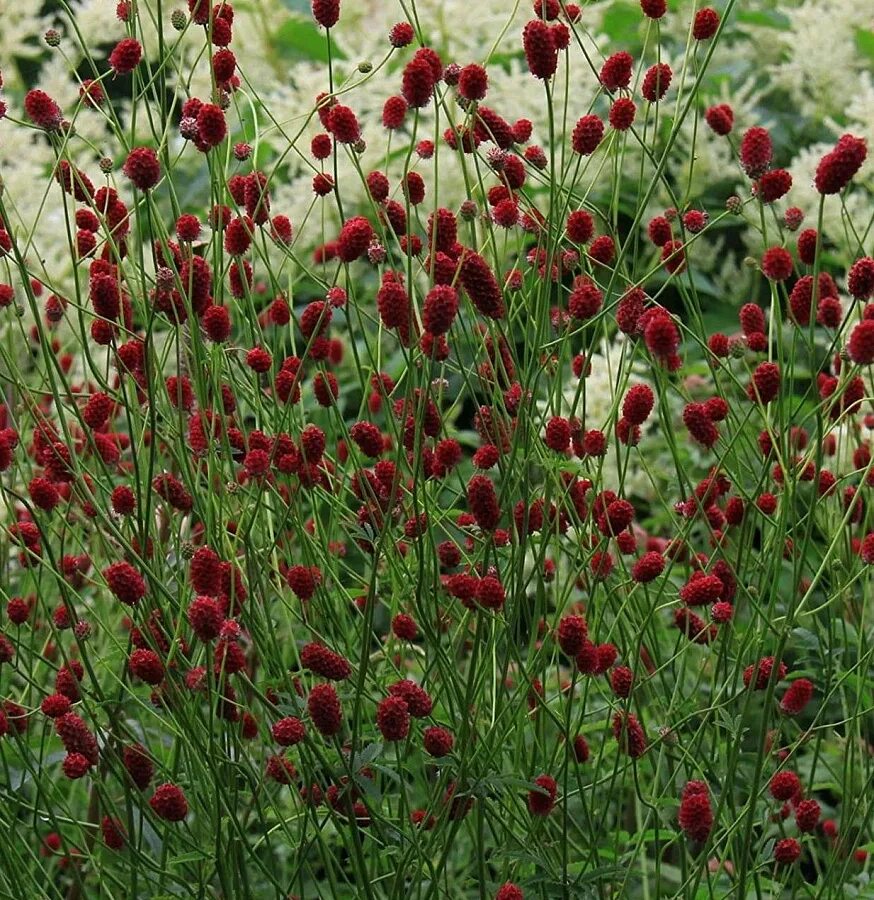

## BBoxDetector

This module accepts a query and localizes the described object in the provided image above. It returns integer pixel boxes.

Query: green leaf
[349,741,383,770]
[274,18,345,65]
[600,3,641,43]
[855,28,874,64]
[736,9,790,29]
[371,762,401,784]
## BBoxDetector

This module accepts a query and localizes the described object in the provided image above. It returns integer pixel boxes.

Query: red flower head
[129,648,164,685]
[774,838,801,865]
[376,695,410,741]
[300,642,351,681]
[642,63,672,102]
[739,127,773,178]
[63,752,93,779]
[476,576,506,611]
[566,210,594,244]
[272,716,306,746]
[571,114,604,155]
[101,816,126,850]
[24,90,62,129]
[780,678,814,715]
[423,285,459,335]
[327,104,361,143]
[527,774,557,816]
[848,257,874,300]
[609,98,636,131]
[745,361,780,405]
[308,683,342,736]
[389,22,414,47]
[123,742,154,790]
[692,7,719,40]
[544,416,571,452]
[187,596,223,642]
[795,798,820,833]
[123,147,160,191]
[109,38,142,74]
[423,725,454,757]
[848,320,874,365]
[743,656,787,689]
[640,0,666,18]
[496,884,524,900]
[557,614,587,656]
[612,711,646,757]
[611,666,634,698]
[402,56,435,108]
[599,52,633,91]
[678,782,713,842]
[622,384,654,425]
[150,783,188,821]
[459,251,505,319]
[522,20,558,80]
[287,564,321,600]
[337,216,373,262]
[467,474,501,530]
[349,421,383,457]
[704,103,733,136]
[103,561,146,605]
[761,247,793,282]
[459,64,488,101]
[815,134,867,195]
[312,0,339,28]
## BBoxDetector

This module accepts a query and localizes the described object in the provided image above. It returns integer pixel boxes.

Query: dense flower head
[642,63,672,102]
[522,20,558,80]
[692,8,720,40]
[376,695,410,741]
[109,38,143,74]
[780,678,814,715]
[640,0,666,18]
[308,683,342,736]
[150,783,188,821]
[600,52,633,91]
[495,884,524,900]
[774,838,801,865]
[402,56,435,108]
[848,320,874,365]
[744,656,788,690]
[678,783,713,842]
[24,89,62,129]
[815,134,867,194]
[389,22,414,47]
[104,561,146,605]
[571,115,604,155]
[123,147,161,190]
[300,642,351,680]
[612,712,646,757]
[527,774,557,815]
[739,127,773,178]
[312,0,340,28]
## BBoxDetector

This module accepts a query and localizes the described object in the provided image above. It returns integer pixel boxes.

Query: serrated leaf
[371,762,401,784]
[354,772,383,801]
[349,741,382,770]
